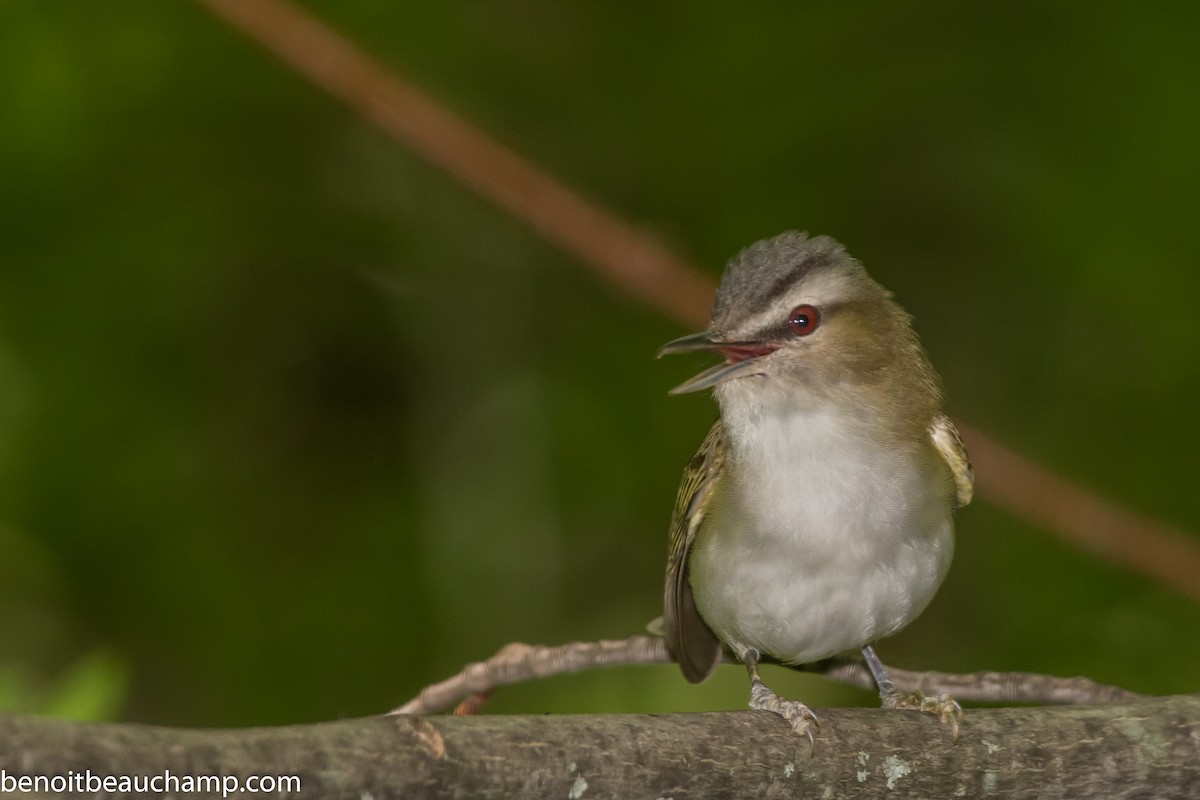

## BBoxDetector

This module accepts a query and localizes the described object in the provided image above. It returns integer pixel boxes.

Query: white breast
[690,385,954,665]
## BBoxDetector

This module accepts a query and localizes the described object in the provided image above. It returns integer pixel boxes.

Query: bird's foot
[881,688,962,739]
[749,679,820,749]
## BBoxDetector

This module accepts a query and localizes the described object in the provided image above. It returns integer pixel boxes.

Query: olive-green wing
[930,414,974,509]
[664,421,725,683]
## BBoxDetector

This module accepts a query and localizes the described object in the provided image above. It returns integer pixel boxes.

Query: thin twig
[819,658,1147,706]
[392,635,1146,716]
[195,0,1200,603]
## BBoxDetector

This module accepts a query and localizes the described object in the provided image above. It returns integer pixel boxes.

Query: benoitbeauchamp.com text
[1,768,301,796]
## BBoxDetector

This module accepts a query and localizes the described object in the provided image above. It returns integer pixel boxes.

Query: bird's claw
[749,680,821,752]
[882,689,962,740]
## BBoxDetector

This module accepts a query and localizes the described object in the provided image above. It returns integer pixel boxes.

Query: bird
[658,231,973,742]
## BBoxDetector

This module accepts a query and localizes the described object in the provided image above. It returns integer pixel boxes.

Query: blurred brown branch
[194,0,713,330]
[958,423,1200,604]
[195,0,1200,604]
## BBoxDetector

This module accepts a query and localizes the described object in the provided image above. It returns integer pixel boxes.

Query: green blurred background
[0,2,1197,727]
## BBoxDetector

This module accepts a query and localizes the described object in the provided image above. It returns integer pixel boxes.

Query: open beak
[658,331,778,394]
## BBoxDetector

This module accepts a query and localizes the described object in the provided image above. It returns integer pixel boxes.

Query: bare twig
[819,658,1147,706]
[393,636,667,716]
[195,0,1199,604]
[392,635,1146,716]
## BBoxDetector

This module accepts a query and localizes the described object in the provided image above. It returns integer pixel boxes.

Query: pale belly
[689,410,955,665]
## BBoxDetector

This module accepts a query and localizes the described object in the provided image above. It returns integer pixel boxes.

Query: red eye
[787,304,820,336]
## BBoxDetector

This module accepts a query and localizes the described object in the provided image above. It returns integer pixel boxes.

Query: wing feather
[930,414,974,509]
[663,421,725,682]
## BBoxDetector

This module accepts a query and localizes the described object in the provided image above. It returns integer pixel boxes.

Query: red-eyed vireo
[660,231,973,741]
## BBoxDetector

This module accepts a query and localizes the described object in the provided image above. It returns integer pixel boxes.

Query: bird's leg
[861,644,961,738]
[745,649,820,746]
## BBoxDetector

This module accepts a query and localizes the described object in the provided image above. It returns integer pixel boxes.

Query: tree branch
[0,697,1195,798]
